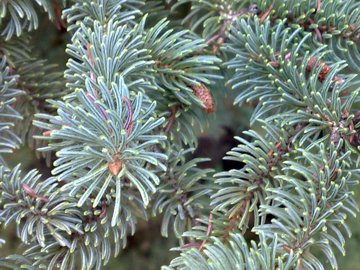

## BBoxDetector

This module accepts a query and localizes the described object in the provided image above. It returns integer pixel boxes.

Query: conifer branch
[1,1,360,269]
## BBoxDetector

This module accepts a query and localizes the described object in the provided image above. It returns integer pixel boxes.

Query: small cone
[192,84,215,113]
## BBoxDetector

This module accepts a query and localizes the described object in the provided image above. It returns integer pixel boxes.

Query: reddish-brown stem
[199,213,213,251]
[86,43,95,66]
[86,43,97,83]
[86,93,108,120]
[164,105,178,134]
[308,18,323,42]
[99,201,107,219]
[22,184,49,203]
[53,3,66,30]
[204,6,256,52]
[259,3,273,24]
[181,242,202,249]
[317,0,321,12]
[181,213,214,250]
[122,96,133,135]
[205,33,222,46]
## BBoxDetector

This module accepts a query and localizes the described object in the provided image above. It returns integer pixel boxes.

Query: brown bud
[269,61,280,68]
[22,183,37,198]
[283,245,293,253]
[306,57,330,82]
[99,201,107,219]
[108,155,123,176]
[192,84,215,113]
[42,130,52,136]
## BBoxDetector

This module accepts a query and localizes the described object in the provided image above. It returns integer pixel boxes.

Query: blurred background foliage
[1,3,360,270]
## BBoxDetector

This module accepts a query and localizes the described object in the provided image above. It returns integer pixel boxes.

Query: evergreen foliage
[1,0,360,269]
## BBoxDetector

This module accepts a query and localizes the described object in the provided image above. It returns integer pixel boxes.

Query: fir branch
[34,77,167,225]
[2,1,360,269]
[0,0,54,40]
[253,0,360,72]
[152,146,213,242]
[0,56,22,156]
[62,0,144,32]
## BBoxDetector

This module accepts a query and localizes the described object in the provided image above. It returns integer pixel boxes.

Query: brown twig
[181,242,202,249]
[308,18,323,42]
[53,3,66,31]
[204,5,259,53]
[86,93,108,120]
[180,213,214,250]
[86,43,95,66]
[122,96,133,135]
[317,0,321,12]
[181,213,214,251]
[22,184,49,203]
[164,105,178,134]
[99,200,107,219]
[259,3,273,24]
[86,43,97,83]
[199,213,213,251]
